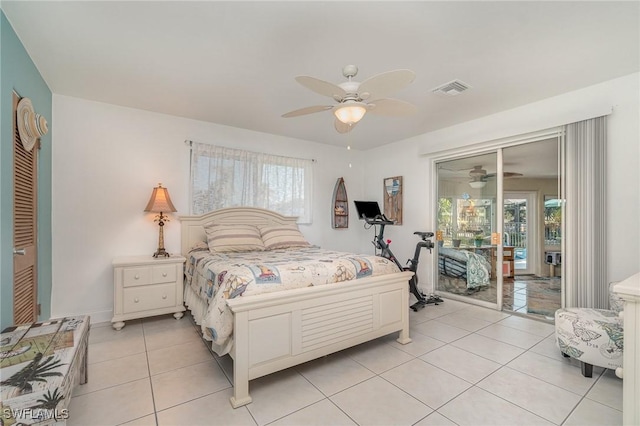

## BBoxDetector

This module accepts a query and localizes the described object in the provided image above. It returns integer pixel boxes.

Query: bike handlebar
[362,215,394,226]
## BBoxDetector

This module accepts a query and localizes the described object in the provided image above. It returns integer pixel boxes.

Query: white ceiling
[2,1,638,151]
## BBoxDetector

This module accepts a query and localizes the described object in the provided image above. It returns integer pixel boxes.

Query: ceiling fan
[468,165,523,188]
[281,65,417,134]
[469,165,523,179]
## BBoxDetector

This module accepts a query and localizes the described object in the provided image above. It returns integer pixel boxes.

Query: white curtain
[190,143,314,223]
[563,116,607,308]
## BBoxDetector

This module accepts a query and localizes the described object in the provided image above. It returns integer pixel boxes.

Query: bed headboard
[178,207,299,255]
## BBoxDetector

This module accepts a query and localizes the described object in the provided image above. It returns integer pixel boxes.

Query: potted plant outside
[473,233,484,247]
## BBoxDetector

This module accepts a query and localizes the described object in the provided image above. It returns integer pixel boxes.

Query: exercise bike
[354,202,443,311]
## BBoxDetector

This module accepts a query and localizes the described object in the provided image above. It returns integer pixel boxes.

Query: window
[544,195,561,245]
[190,143,313,223]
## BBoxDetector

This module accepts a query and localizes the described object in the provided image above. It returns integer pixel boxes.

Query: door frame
[503,191,539,276]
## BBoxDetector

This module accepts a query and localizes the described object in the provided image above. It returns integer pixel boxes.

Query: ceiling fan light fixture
[469,180,487,189]
[334,102,367,125]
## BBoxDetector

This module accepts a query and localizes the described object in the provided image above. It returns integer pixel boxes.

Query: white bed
[179,207,413,408]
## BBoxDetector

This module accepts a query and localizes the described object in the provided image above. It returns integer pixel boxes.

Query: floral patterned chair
[555,282,624,377]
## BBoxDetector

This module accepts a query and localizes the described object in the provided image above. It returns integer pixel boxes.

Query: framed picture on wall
[383,176,403,225]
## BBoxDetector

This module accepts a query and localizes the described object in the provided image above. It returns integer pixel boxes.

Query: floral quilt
[184,245,401,352]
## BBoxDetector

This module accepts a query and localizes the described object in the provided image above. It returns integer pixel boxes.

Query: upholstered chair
[555,282,624,377]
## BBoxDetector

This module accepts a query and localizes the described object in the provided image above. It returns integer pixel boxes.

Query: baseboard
[49,308,112,325]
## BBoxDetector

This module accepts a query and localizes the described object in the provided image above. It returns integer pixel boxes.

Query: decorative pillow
[203,223,265,253]
[259,224,310,250]
[189,241,209,253]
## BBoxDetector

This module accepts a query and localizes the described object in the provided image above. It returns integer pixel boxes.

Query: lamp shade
[334,102,367,125]
[469,180,487,189]
[144,183,177,213]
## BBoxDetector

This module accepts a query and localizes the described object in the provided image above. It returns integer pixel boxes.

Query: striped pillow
[259,224,310,250]
[204,223,265,253]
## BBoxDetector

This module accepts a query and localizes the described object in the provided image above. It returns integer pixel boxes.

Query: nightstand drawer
[123,283,176,313]
[123,266,152,287]
[112,255,186,330]
[152,264,176,284]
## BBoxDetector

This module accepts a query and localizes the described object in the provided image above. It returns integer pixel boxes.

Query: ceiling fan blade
[485,172,524,178]
[358,69,415,99]
[282,105,333,118]
[295,76,346,99]
[334,118,357,134]
[440,164,474,172]
[367,98,417,116]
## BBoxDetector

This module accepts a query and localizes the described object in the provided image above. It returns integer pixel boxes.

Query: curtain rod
[184,139,317,163]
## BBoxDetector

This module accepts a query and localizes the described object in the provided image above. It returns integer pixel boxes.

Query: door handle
[13,248,26,256]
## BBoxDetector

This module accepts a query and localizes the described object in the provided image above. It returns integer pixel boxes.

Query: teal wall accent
[1,11,52,328]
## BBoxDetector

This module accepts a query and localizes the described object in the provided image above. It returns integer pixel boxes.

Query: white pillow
[259,224,310,250]
[204,223,265,253]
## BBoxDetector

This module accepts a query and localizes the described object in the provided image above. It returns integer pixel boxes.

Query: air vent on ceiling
[431,79,471,96]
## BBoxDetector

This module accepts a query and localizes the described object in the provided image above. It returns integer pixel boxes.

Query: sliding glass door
[436,152,500,307]
[433,136,562,319]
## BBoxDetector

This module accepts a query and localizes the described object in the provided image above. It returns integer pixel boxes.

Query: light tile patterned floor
[68,299,622,426]
[439,275,562,321]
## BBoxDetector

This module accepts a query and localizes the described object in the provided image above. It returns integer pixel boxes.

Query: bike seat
[414,231,434,239]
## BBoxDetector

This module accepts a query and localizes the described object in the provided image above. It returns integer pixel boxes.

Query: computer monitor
[354,200,382,220]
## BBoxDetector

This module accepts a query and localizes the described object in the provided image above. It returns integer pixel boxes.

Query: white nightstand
[111,255,186,330]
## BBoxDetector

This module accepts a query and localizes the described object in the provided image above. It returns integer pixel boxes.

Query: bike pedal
[428,294,444,302]
[410,302,426,312]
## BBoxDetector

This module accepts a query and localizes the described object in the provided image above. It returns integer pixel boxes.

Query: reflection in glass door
[501,139,562,320]
[503,192,535,275]
[434,137,563,320]
[436,153,500,307]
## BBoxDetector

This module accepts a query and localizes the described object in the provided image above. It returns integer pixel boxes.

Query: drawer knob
[134,274,140,280]
[162,295,167,299]
[134,298,139,303]
[162,272,168,277]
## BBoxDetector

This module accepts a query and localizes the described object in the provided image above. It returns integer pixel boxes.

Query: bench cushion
[0,315,90,424]
[555,308,623,370]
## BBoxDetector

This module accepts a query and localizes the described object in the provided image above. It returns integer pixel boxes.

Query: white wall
[51,95,367,322]
[51,72,639,321]
[363,72,640,293]
[359,140,436,287]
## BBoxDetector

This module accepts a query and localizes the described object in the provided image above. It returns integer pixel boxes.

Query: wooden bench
[0,315,90,425]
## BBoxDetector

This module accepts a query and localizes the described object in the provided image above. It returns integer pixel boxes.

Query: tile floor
[69,299,622,426]
[439,275,562,322]
[502,276,562,320]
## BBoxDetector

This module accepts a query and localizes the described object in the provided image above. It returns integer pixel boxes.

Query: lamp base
[152,248,171,258]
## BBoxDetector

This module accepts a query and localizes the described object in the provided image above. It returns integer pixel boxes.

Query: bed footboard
[226,270,413,407]
[438,253,467,280]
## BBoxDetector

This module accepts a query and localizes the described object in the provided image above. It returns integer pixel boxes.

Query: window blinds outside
[563,116,607,309]
[190,143,314,223]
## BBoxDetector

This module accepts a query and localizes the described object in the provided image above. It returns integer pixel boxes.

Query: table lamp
[144,183,177,258]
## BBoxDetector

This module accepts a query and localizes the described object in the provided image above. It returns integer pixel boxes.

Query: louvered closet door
[12,92,38,325]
